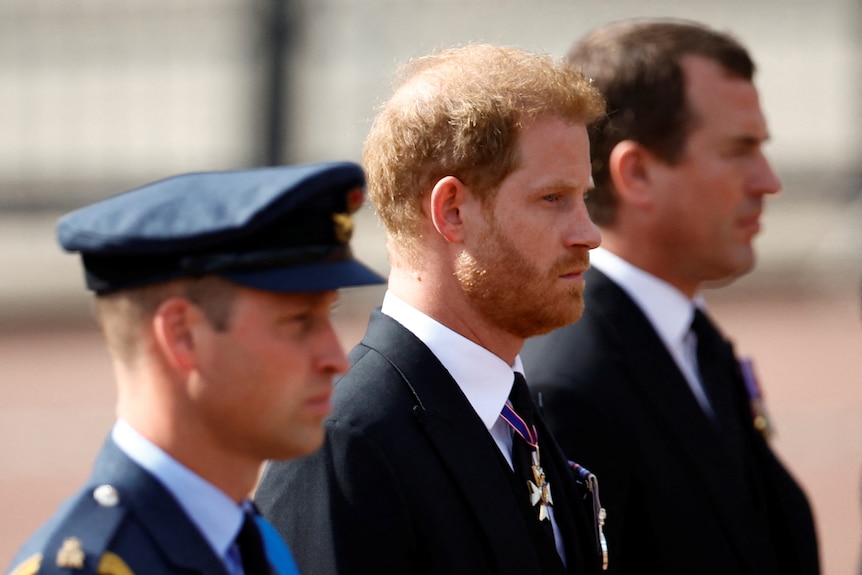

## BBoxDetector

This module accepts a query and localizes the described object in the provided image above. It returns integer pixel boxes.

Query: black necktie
[691,309,781,562]
[236,510,272,575]
[507,373,565,573]
[691,308,748,459]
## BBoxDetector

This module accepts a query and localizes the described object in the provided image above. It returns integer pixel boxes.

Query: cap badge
[56,537,85,569]
[332,213,354,244]
[346,187,365,213]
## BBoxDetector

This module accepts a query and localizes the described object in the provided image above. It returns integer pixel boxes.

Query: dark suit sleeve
[255,417,416,575]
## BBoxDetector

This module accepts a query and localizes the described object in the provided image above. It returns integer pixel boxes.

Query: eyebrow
[532,178,594,194]
[720,132,769,152]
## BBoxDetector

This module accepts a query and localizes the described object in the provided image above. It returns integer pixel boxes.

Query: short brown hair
[95,275,238,365]
[567,19,755,225]
[363,43,605,263]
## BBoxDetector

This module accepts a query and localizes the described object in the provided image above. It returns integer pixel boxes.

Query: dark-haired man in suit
[522,18,819,575]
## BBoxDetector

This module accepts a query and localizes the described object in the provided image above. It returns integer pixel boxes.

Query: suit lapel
[358,311,542,575]
[585,270,765,562]
[92,439,230,575]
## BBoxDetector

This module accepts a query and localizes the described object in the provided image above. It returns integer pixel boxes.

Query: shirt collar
[111,419,244,559]
[590,247,701,347]
[381,291,522,431]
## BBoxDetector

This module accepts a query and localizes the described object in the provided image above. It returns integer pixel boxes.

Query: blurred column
[260,0,293,166]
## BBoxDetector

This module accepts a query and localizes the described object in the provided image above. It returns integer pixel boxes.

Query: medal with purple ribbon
[739,356,773,439]
[500,402,554,521]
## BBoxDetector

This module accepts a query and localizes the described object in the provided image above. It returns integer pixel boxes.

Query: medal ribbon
[500,402,538,449]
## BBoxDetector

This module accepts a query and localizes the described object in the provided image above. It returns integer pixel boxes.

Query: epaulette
[8,485,134,575]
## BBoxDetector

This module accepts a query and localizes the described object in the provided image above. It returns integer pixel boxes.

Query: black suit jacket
[255,310,604,575]
[521,268,820,575]
[7,438,233,575]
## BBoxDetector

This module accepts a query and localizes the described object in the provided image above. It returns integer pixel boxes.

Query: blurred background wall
[0,0,860,572]
[0,0,860,324]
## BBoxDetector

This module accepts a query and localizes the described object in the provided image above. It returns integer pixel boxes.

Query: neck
[121,408,262,502]
[116,366,260,503]
[388,267,523,365]
[599,232,700,299]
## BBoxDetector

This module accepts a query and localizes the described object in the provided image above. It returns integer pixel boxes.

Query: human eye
[275,293,338,337]
[275,312,313,338]
[542,190,575,207]
[724,136,762,159]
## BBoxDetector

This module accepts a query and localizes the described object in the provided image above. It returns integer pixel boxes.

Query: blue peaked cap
[57,162,385,294]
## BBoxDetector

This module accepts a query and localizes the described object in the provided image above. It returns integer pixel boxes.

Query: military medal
[499,400,554,522]
[571,462,609,571]
[739,356,773,439]
[528,447,554,521]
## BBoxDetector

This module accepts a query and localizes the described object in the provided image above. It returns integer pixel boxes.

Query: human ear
[151,297,198,373]
[608,140,654,208]
[429,175,469,243]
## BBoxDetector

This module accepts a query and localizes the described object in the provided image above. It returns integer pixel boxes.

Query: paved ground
[1,195,861,573]
[2,280,861,573]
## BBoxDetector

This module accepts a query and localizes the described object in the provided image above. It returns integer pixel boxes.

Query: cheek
[691,158,748,207]
[495,215,544,258]
[251,348,307,398]
[215,340,300,401]
[663,167,729,219]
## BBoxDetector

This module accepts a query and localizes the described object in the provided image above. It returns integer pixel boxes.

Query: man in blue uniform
[6,162,384,575]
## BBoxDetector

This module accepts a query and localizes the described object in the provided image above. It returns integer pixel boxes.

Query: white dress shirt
[381,290,567,563]
[589,247,716,417]
[112,419,246,574]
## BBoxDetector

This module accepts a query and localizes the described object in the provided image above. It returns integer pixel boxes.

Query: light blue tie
[255,514,301,575]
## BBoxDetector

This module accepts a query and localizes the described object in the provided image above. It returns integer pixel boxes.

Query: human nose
[315,321,350,375]
[568,201,602,250]
[748,152,782,197]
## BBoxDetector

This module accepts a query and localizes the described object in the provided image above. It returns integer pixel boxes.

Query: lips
[737,212,762,235]
[560,267,588,280]
[305,388,333,416]
[555,253,591,279]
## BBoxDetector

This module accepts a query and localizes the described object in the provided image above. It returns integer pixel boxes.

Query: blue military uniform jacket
[7,437,278,575]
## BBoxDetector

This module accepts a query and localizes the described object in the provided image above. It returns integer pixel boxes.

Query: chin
[274,433,326,461]
[523,300,585,338]
[731,251,757,278]
[702,256,757,289]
